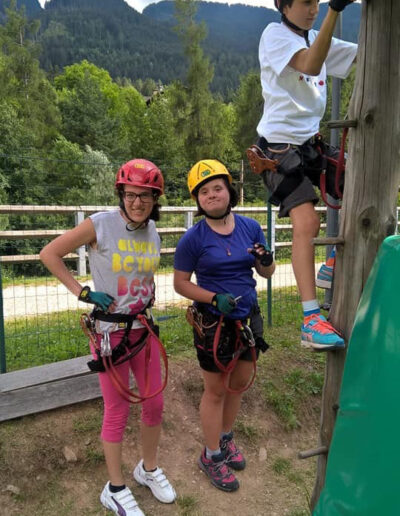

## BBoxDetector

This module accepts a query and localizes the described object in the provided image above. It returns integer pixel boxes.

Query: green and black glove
[250,243,274,267]
[211,293,237,314]
[78,286,115,312]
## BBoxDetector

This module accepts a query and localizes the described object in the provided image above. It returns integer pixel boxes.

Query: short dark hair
[275,0,294,12]
[116,185,161,221]
[194,177,239,217]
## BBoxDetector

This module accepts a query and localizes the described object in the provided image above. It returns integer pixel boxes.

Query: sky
[38,0,361,14]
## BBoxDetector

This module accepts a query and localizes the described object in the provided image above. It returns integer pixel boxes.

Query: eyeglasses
[123,191,155,203]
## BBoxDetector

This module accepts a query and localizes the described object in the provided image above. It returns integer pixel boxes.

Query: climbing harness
[80,308,168,404]
[246,144,279,175]
[246,129,348,210]
[186,305,268,394]
[212,315,257,394]
[317,129,347,210]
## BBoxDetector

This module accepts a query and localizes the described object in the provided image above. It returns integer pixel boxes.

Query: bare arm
[255,260,276,279]
[39,217,97,297]
[289,7,340,76]
[173,269,215,304]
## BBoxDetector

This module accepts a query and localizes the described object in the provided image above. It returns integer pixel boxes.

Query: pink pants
[92,328,164,443]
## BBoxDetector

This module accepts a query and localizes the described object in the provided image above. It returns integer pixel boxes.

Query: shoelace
[212,460,230,477]
[305,315,341,336]
[226,440,240,457]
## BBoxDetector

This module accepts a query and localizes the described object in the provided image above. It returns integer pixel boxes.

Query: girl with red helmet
[40,159,176,516]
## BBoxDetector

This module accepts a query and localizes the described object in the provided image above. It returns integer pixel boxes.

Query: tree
[232,71,263,155]
[172,0,233,164]
[0,0,60,147]
[311,0,400,509]
[54,60,124,157]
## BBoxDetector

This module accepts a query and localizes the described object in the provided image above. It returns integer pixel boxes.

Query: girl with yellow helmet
[174,159,275,492]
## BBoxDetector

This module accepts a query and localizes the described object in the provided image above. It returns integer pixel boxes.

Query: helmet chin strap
[204,205,232,221]
[282,14,310,47]
[119,200,148,232]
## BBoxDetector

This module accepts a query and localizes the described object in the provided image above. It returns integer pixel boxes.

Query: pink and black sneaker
[198,448,239,492]
[220,432,246,471]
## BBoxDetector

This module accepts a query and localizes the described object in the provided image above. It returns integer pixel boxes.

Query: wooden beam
[0,355,92,393]
[0,374,101,422]
[327,119,358,129]
[298,446,328,459]
[313,237,345,246]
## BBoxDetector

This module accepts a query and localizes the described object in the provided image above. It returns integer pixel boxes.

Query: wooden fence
[0,204,329,272]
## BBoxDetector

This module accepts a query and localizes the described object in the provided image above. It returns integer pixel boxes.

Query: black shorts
[193,305,267,373]
[257,136,342,218]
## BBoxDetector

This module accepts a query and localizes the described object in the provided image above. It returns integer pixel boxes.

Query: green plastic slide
[314,235,400,516]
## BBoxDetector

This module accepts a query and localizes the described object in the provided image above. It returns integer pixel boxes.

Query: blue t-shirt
[174,214,268,319]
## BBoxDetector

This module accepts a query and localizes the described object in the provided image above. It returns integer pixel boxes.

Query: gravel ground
[2,264,318,319]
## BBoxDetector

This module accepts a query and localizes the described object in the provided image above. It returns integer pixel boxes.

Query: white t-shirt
[88,210,160,331]
[257,23,358,145]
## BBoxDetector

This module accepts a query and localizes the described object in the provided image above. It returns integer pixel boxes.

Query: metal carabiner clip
[100,331,112,357]
[242,324,256,347]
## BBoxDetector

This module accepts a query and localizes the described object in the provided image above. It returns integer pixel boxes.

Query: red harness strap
[319,128,348,210]
[81,313,168,404]
[212,315,257,394]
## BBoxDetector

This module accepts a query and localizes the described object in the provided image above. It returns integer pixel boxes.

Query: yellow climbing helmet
[187,159,232,199]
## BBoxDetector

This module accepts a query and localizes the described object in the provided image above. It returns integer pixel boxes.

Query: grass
[234,419,261,444]
[3,287,326,431]
[176,495,200,515]
[3,305,193,371]
[73,412,103,434]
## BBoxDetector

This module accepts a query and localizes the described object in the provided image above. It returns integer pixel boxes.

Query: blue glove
[329,0,353,12]
[211,293,237,314]
[250,243,274,267]
[78,286,115,311]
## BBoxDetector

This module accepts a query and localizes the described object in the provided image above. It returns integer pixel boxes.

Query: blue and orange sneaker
[198,449,239,492]
[301,313,345,351]
[316,248,336,289]
[220,432,246,471]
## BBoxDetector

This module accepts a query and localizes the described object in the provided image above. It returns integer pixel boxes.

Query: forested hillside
[0,0,358,268]
[145,1,361,49]
[0,0,40,19]
[0,0,361,96]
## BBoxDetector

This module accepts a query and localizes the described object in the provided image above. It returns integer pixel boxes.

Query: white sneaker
[133,459,176,504]
[100,482,145,516]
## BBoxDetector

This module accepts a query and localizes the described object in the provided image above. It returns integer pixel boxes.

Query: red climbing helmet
[115,159,164,195]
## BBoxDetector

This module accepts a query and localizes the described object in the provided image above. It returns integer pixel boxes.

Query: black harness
[86,305,155,372]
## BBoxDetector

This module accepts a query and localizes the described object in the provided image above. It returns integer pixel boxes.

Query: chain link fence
[0,156,332,373]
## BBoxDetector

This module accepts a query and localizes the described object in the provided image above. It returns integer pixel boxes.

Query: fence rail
[0,204,328,269]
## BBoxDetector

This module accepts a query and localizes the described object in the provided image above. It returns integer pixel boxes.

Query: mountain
[0,0,41,18]
[144,1,360,46]
[1,0,361,96]
[36,0,185,84]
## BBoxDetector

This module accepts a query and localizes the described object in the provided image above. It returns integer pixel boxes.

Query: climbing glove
[250,243,274,267]
[211,293,237,314]
[78,286,115,311]
[329,0,353,12]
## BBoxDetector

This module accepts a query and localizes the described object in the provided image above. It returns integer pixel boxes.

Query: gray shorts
[257,137,341,218]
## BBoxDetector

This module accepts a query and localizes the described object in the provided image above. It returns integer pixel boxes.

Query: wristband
[78,285,91,302]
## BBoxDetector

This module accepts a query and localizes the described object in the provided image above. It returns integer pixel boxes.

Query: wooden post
[240,160,244,206]
[75,211,86,277]
[311,0,400,509]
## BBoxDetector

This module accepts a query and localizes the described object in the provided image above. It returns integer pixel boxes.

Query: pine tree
[172,0,233,164]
